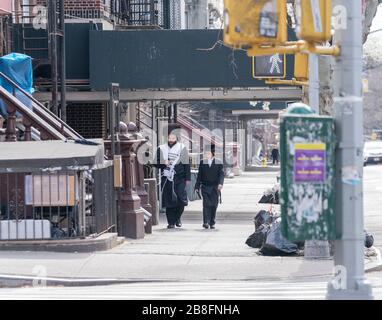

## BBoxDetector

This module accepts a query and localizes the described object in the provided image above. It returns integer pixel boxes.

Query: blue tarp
[0,53,34,117]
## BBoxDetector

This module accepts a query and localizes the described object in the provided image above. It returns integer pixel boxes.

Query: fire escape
[16,1,66,120]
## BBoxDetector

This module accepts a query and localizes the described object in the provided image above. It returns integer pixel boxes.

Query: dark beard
[168,142,176,147]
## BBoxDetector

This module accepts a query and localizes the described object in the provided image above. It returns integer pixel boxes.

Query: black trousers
[166,206,185,225]
[203,205,218,226]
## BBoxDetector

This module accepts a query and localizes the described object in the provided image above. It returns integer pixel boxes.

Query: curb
[0,234,125,253]
[0,275,171,288]
[245,166,280,172]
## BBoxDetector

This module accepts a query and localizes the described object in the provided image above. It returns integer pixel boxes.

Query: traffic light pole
[326,0,373,300]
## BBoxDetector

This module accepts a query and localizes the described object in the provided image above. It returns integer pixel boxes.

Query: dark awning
[0,140,105,171]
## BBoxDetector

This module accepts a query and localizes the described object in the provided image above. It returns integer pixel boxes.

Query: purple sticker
[294,144,326,183]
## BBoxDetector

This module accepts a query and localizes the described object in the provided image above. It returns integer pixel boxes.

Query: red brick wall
[34,0,108,20]
[36,0,104,11]
[67,103,106,139]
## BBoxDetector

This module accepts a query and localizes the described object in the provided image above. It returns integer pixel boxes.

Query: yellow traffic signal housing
[294,53,309,81]
[224,0,287,48]
[295,0,332,42]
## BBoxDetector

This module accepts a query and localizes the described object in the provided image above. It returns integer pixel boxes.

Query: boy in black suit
[194,145,225,229]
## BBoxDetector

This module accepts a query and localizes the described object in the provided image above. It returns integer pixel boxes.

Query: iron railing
[0,71,83,141]
[0,164,116,241]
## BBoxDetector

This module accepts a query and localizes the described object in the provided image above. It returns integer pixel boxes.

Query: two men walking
[154,124,224,229]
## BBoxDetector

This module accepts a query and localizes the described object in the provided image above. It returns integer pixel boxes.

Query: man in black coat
[194,145,224,229]
[271,148,279,165]
[153,124,191,229]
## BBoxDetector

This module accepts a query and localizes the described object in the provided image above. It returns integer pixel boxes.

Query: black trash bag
[246,224,270,249]
[365,231,374,248]
[258,193,274,204]
[258,186,280,204]
[294,241,305,250]
[259,218,298,256]
[254,210,280,229]
[254,210,273,229]
[274,190,280,205]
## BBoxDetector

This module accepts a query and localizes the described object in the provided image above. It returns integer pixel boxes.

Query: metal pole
[49,0,58,116]
[173,103,177,123]
[167,103,172,123]
[163,0,171,29]
[116,102,121,156]
[59,0,67,122]
[150,0,155,25]
[327,0,373,300]
[109,83,116,157]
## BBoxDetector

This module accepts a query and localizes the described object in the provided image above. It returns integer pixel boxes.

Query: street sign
[252,54,286,79]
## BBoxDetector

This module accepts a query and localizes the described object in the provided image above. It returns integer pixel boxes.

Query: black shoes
[210,225,215,229]
[203,223,209,229]
[167,221,181,229]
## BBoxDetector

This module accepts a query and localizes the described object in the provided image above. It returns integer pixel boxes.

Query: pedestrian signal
[295,0,332,42]
[253,54,286,79]
[224,0,287,48]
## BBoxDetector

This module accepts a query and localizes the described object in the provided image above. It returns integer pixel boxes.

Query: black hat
[206,144,216,155]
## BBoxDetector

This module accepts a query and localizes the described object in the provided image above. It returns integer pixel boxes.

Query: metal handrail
[0,86,67,140]
[0,71,83,140]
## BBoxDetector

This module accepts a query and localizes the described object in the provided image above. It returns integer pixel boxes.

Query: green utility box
[280,104,337,242]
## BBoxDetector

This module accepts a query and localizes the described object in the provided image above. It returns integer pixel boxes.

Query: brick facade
[67,103,106,139]
[36,0,105,11]
[34,0,108,20]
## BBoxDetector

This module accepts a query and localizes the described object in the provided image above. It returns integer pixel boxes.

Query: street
[0,165,381,299]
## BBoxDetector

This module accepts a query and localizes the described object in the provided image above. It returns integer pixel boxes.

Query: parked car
[364,141,382,165]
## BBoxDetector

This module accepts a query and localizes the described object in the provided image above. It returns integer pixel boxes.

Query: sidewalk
[0,168,381,287]
[186,171,278,216]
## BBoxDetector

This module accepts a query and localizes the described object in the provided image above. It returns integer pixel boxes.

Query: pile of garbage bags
[246,210,375,255]
[247,185,299,256]
[246,182,375,255]
[246,210,300,256]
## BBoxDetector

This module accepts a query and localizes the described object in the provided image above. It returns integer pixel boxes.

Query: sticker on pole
[294,143,326,183]
[342,166,361,186]
[252,54,286,79]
